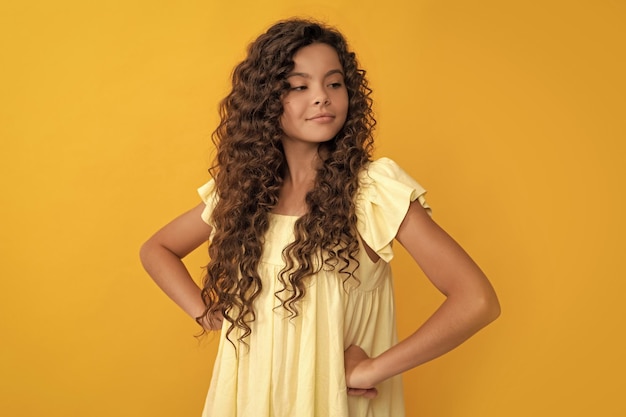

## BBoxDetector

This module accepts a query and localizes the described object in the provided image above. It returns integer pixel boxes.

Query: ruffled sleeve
[355,157,431,263]
[197,179,218,231]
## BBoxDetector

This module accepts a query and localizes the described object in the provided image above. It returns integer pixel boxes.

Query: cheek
[338,93,349,118]
[279,106,290,123]
[278,101,288,121]
[278,112,287,130]
[279,107,294,131]
[281,99,293,115]
[281,101,301,123]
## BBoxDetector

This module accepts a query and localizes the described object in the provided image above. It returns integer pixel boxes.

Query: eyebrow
[286,69,344,79]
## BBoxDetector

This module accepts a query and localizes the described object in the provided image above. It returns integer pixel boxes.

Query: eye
[328,82,343,89]
[290,85,307,91]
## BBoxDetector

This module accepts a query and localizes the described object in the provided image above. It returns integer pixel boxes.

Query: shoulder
[359,157,421,187]
[360,157,403,178]
[197,178,218,229]
[354,157,431,262]
[358,157,430,209]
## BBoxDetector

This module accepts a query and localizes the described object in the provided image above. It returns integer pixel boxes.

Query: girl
[140,18,500,417]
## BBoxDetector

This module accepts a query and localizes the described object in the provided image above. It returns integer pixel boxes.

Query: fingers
[347,387,378,399]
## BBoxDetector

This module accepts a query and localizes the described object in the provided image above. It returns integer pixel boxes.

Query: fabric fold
[355,157,431,263]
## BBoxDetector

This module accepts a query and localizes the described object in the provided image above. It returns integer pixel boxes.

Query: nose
[314,96,330,106]
[314,97,331,105]
[313,86,331,106]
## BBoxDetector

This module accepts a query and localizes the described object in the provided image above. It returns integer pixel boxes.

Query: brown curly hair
[198,18,376,346]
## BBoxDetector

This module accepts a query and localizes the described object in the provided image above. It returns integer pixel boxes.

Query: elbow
[486,298,501,325]
[138,239,152,269]
[139,238,161,272]
[475,290,501,327]
[452,285,500,330]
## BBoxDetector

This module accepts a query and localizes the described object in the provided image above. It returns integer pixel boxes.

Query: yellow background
[1,1,624,416]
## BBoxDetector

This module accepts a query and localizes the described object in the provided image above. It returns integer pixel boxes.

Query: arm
[345,200,500,389]
[139,203,222,330]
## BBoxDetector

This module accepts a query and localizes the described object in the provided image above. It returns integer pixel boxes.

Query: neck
[281,141,323,186]
[271,140,326,216]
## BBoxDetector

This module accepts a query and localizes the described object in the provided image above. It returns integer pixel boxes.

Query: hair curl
[198,18,376,346]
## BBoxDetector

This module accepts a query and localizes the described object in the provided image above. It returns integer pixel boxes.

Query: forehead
[291,43,343,73]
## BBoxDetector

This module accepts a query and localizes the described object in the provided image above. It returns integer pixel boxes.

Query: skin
[273,43,349,215]
[280,43,348,147]
[344,201,501,397]
[140,42,500,401]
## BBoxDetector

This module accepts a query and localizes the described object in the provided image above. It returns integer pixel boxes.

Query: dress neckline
[268,212,301,220]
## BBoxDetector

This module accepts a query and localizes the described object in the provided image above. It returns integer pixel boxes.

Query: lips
[307,113,335,122]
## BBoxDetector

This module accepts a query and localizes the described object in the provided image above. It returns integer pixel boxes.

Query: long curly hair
[198,18,376,346]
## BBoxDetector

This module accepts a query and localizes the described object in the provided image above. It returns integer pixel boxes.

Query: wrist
[195,310,224,331]
[366,356,384,387]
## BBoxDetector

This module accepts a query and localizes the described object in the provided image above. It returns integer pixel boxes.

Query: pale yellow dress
[197,158,430,417]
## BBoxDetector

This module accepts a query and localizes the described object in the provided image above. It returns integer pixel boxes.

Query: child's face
[280,43,349,147]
